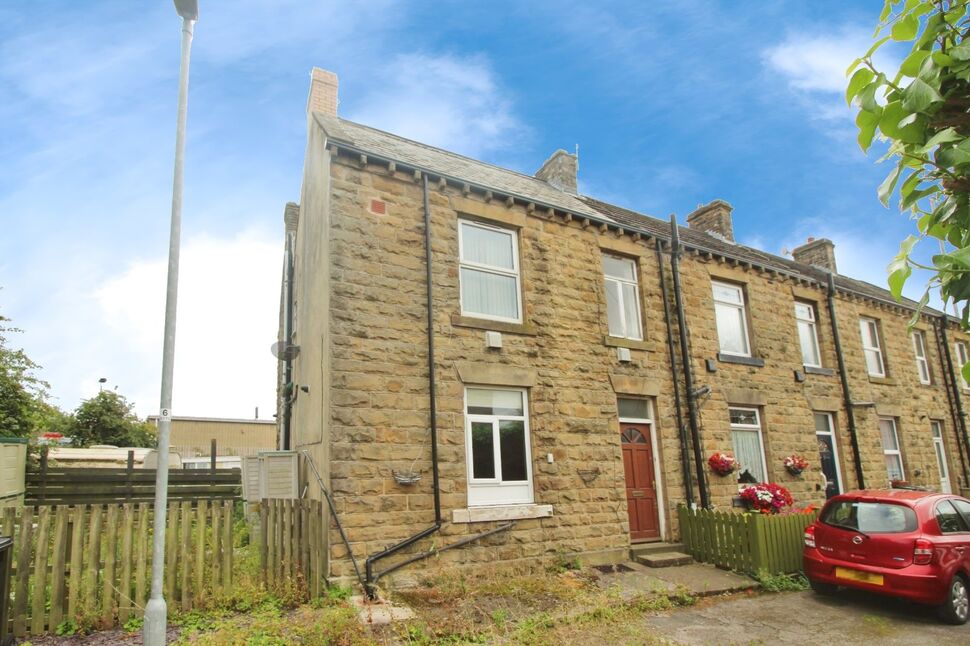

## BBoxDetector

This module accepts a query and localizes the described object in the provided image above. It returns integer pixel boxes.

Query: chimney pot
[792,237,837,273]
[686,200,734,242]
[308,68,338,116]
[534,149,578,194]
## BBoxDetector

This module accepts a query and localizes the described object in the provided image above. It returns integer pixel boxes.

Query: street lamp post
[144,1,198,644]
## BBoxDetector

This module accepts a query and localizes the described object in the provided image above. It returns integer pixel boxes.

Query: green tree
[69,391,157,448]
[849,1,970,324]
[0,314,49,438]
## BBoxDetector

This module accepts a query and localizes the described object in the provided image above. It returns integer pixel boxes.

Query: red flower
[708,452,737,476]
[739,483,794,514]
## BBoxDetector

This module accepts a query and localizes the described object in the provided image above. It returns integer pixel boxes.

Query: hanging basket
[708,452,737,477]
[782,455,809,477]
[392,470,422,486]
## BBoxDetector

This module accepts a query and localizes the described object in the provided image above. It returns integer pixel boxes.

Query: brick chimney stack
[792,237,837,273]
[534,149,578,194]
[307,68,338,116]
[686,200,734,242]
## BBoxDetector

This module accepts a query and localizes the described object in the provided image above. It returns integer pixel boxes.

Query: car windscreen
[821,500,917,533]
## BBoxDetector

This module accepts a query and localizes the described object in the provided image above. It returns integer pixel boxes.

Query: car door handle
[956,547,965,552]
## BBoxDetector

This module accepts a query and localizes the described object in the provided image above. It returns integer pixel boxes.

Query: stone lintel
[450,195,526,228]
[608,374,661,397]
[455,362,537,387]
[875,402,902,417]
[807,396,842,412]
[722,387,767,407]
[452,504,553,524]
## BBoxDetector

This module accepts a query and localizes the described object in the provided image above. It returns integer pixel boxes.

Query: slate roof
[314,114,608,222]
[314,113,934,316]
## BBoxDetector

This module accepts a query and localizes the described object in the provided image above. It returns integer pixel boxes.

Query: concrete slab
[350,595,416,626]
[593,561,757,599]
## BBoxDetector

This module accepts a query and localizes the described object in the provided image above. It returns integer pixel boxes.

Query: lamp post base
[143,597,168,645]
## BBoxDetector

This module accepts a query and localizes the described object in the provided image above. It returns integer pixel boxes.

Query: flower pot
[785,466,804,477]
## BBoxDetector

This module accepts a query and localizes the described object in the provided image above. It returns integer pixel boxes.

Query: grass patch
[755,571,810,592]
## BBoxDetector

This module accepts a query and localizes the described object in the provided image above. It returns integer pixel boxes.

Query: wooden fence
[27,463,241,506]
[259,498,325,598]
[678,505,818,575]
[1,501,234,637]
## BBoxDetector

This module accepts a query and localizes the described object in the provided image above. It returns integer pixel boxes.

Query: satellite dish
[271,342,301,360]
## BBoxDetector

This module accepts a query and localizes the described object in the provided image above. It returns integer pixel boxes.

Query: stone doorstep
[630,542,687,557]
[634,551,694,568]
[350,595,416,626]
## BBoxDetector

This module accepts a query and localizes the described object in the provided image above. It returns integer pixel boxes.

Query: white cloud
[346,53,527,159]
[761,27,900,137]
[763,31,869,94]
[93,230,282,418]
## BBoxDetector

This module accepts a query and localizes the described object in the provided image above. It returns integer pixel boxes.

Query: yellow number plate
[835,567,884,586]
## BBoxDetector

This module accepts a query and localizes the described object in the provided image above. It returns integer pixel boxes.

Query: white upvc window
[859,317,886,377]
[464,387,533,507]
[602,254,643,340]
[912,330,931,385]
[956,341,970,390]
[794,302,821,367]
[729,407,767,483]
[458,220,522,323]
[712,281,751,357]
[879,417,905,482]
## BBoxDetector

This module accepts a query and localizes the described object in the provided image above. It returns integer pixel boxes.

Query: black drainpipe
[281,232,295,450]
[938,319,970,488]
[669,215,709,508]
[826,272,865,489]
[655,238,694,505]
[364,173,442,597]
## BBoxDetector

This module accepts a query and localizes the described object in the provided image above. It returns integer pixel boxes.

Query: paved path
[646,588,970,645]
[594,561,757,599]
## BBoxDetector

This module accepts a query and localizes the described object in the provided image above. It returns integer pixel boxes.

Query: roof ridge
[325,115,560,189]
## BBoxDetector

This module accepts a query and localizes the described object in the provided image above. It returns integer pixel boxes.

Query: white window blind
[859,318,885,377]
[794,302,821,367]
[879,417,904,482]
[912,331,930,385]
[458,220,522,322]
[712,282,751,356]
[730,407,766,483]
[602,254,643,340]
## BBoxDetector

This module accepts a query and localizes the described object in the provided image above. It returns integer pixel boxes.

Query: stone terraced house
[277,68,970,589]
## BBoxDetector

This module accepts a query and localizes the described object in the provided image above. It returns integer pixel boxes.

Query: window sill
[603,336,650,351]
[868,375,896,386]
[717,353,765,368]
[451,314,537,336]
[804,365,835,376]
[452,504,553,524]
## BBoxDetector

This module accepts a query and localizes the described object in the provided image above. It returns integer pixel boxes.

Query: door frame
[814,412,843,498]
[619,400,666,541]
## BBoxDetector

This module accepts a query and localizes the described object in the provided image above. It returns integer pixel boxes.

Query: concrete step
[633,551,694,568]
[631,542,687,557]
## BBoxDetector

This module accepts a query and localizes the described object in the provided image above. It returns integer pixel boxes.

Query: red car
[804,489,970,624]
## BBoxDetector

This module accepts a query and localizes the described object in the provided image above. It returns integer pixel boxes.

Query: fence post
[748,513,768,575]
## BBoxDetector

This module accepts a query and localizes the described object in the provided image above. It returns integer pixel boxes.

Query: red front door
[621,422,660,541]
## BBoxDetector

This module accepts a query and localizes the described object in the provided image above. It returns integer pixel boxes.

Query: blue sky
[0,0,923,419]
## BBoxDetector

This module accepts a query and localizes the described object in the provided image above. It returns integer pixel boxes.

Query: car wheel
[809,578,838,596]
[939,575,970,625]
